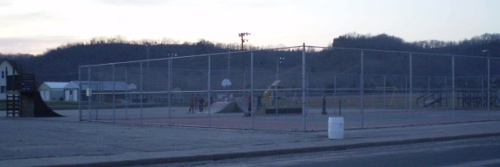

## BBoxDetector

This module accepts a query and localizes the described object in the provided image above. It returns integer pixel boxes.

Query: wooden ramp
[208,102,244,113]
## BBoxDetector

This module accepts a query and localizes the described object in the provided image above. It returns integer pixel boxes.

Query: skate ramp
[24,92,63,117]
[209,102,244,113]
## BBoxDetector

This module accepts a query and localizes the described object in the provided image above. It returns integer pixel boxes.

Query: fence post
[487,58,491,114]
[410,54,414,125]
[333,74,337,113]
[78,66,82,121]
[168,57,172,123]
[88,66,91,121]
[405,76,408,109]
[251,51,254,129]
[452,56,455,120]
[383,75,386,110]
[275,55,279,115]
[112,64,116,123]
[360,50,365,128]
[140,61,143,124]
[445,76,448,107]
[125,68,128,119]
[208,54,212,128]
[302,43,307,132]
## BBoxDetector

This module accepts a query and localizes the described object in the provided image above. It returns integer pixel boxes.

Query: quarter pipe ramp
[209,102,244,113]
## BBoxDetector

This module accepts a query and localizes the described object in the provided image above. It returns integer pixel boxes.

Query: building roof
[42,82,69,89]
[68,81,130,91]
[0,59,23,74]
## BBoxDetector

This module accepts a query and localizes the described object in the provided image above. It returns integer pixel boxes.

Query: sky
[0,0,499,55]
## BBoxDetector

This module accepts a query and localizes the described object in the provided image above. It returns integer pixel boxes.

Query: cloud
[0,36,81,55]
[0,0,13,7]
[94,0,169,6]
[0,11,54,23]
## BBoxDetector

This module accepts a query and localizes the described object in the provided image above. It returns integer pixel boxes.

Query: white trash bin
[328,117,344,139]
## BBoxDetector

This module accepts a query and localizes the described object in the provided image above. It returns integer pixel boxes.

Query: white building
[63,82,80,101]
[67,81,133,102]
[38,82,68,101]
[38,81,134,102]
[0,59,21,100]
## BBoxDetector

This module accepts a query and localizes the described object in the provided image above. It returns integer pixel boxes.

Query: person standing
[257,94,262,110]
[188,94,196,113]
[199,96,205,112]
[193,95,199,111]
[321,95,327,115]
[188,95,195,113]
[244,92,252,117]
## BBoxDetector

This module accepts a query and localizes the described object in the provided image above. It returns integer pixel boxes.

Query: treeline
[0,33,498,87]
[308,33,499,77]
[330,33,500,55]
[318,33,500,89]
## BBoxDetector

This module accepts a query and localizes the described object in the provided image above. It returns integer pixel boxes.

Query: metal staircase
[6,93,21,117]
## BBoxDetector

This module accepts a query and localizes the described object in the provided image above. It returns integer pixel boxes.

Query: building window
[1,71,4,78]
[1,86,5,93]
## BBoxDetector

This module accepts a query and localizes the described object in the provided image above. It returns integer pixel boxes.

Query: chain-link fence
[78,44,500,131]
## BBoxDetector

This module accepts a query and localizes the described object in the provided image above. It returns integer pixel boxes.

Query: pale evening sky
[0,0,499,55]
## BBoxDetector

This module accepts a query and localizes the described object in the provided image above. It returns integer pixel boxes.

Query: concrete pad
[1,114,499,167]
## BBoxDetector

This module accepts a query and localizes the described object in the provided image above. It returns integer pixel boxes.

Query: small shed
[63,82,80,101]
[38,82,68,101]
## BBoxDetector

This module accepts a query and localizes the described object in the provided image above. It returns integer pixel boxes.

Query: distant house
[0,59,22,100]
[38,81,135,102]
[66,81,132,102]
[71,81,129,91]
[39,82,68,101]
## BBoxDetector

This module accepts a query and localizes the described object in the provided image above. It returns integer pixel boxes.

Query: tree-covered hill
[0,33,498,86]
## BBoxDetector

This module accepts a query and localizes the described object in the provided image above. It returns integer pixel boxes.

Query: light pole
[482,49,490,112]
[145,44,150,69]
[168,53,176,121]
[276,56,284,81]
[144,43,150,94]
[275,56,284,115]
[238,32,251,51]
[227,49,232,77]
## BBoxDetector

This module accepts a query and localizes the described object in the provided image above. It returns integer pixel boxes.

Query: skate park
[68,45,500,131]
[3,45,499,131]
[1,45,500,166]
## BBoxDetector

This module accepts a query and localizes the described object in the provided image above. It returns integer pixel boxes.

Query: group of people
[188,95,215,113]
[188,95,205,113]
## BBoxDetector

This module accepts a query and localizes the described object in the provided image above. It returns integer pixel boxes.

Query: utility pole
[238,32,250,89]
[239,32,251,50]
[227,49,231,77]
